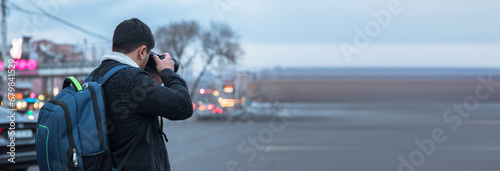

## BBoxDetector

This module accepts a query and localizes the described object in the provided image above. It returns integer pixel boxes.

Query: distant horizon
[192,65,500,80]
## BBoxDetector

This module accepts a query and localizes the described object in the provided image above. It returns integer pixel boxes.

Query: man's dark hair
[112,18,155,54]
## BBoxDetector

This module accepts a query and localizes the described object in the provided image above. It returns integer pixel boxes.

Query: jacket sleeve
[132,68,193,120]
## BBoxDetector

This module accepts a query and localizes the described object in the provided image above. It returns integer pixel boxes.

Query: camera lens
[146,52,179,73]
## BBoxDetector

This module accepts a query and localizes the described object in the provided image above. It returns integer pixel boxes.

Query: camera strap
[159,116,168,142]
[115,121,151,171]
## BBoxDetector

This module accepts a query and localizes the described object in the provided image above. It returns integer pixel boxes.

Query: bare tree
[189,22,244,98]
[155,21,200,75]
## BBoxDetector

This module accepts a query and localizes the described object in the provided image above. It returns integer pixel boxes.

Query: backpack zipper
[87,84,105,151]
[49,100,79,168]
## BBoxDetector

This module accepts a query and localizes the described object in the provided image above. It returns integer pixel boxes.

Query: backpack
[35,65,141,171]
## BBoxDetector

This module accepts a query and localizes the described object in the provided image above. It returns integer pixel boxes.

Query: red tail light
[207,104,214,110]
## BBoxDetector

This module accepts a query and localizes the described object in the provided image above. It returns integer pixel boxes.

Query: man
[93,18,193,170]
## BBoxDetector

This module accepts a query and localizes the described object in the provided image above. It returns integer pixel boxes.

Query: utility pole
[1,0,7,107]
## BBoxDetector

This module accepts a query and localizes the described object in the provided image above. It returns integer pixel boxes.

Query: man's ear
[138,45,147,60]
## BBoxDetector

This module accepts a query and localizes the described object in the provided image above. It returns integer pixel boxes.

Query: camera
[145,52,179,73]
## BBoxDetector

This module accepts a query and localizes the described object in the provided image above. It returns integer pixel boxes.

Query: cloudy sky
[6,0,500,70]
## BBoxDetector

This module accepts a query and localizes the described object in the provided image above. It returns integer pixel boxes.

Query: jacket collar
[100,51,140,68]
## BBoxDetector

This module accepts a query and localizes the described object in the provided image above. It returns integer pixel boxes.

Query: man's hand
[153,53,175,73]
[149,72,162,84]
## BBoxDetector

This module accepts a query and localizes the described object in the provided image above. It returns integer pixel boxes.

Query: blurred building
[31,39,84,63]
[1,37,100,105]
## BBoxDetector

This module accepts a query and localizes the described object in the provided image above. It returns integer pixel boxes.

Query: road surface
[27,102,500,171]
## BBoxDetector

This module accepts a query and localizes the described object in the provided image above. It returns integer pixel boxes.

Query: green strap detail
[36,125,39,142]
[38,124,50,171]
[68,76,83,91]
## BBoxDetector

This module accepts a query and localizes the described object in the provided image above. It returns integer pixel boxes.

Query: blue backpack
[36,65,140,171]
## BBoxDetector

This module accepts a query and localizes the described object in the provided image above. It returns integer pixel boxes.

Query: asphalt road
[168,102,500,171]
[27,102,500,171]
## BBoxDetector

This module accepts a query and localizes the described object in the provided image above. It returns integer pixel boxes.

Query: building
[1,38,100,104]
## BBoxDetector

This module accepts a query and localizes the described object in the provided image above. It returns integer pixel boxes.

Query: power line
[7,1,111,42]
[6,2,44,15]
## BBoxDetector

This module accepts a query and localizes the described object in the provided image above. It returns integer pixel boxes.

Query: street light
[9,38,22,59]
[53,87,60,97]
[212,90,220,96]
[38,94,46,101]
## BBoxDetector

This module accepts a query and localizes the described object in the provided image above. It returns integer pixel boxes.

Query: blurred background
[0,0,499,170]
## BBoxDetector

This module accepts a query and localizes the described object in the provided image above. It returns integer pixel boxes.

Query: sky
[5,0,500,70]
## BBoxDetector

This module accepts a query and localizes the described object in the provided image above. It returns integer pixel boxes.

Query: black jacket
[94,60,193,170]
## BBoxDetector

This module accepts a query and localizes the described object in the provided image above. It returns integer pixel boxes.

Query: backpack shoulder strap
[98,65,132,84]
[85,65,132,85]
